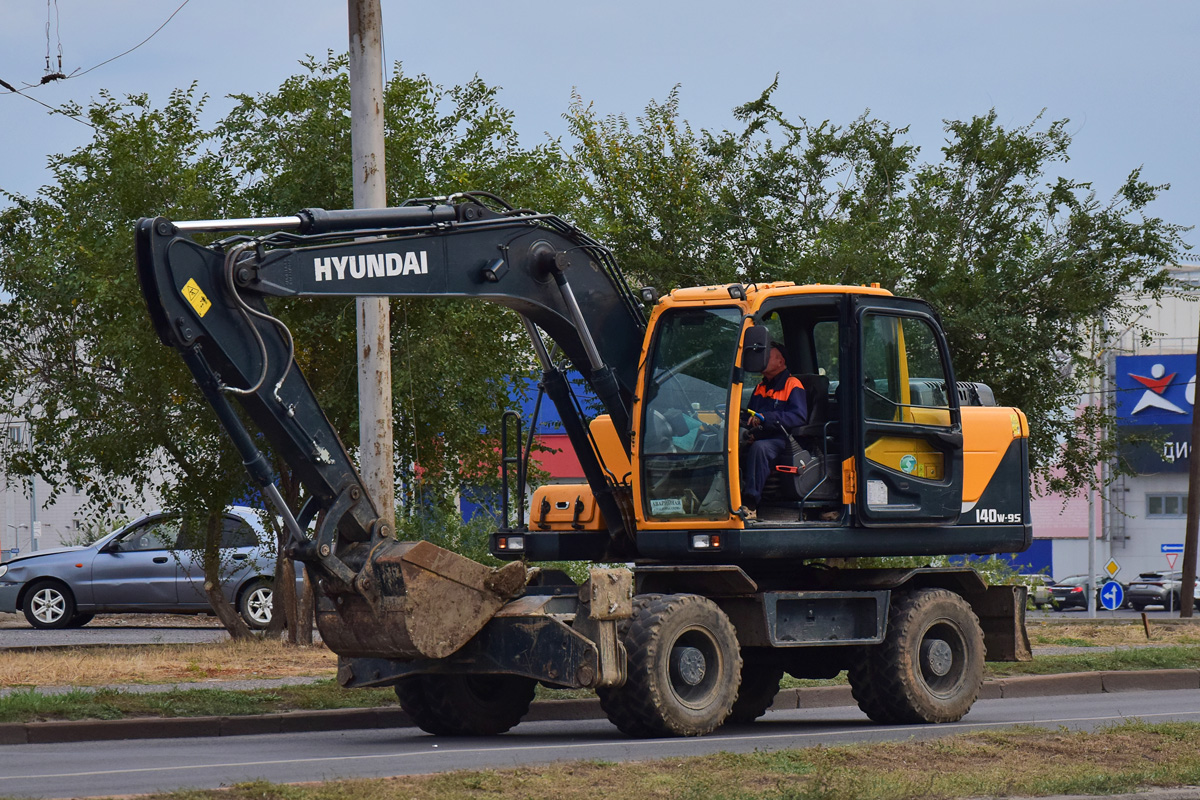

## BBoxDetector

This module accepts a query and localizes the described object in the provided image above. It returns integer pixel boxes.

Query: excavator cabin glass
[640,307,742,520]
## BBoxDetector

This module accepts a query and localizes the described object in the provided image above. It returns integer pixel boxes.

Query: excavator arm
[136,195,645,661]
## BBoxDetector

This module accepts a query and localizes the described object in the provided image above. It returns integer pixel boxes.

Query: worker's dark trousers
[741,436,787,508]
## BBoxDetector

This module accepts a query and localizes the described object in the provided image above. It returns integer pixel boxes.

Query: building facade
[1028,271,1200,582]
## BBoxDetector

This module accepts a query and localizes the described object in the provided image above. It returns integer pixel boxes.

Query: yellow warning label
[182,278,211,318]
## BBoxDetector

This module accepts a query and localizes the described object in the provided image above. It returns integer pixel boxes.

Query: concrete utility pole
[348,0,394,528]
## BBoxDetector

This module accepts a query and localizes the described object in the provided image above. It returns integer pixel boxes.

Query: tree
[0,87,258,637]
[900,112,1186,491]
[217,55,583,530]
[566,82,1188,491]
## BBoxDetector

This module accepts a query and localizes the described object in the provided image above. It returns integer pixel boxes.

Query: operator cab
[634,286,966,530]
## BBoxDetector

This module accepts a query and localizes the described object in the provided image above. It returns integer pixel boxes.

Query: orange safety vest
[752,375,805,403]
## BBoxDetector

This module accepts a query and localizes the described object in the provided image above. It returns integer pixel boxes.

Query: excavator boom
[136,197,645,660]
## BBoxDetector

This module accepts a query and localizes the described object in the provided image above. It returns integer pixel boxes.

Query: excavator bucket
[315,539,528,660]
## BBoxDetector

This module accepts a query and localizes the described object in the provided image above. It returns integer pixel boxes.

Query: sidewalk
[2,668,1197,746]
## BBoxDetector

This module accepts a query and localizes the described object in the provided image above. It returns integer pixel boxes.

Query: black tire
[598,593,741,737]
[847,648,898,723]
[67,612,94,627]
[1131,601,1147,612]
[394,673,536,736]
[22,580,76,630]
[726,658,784,724]
[238,579,274,630]
[848,588,984,725]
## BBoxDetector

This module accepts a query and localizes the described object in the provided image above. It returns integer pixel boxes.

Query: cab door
[854,299,963,526]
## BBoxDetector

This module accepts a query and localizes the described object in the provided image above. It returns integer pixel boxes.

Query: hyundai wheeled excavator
[137,193,1032,738]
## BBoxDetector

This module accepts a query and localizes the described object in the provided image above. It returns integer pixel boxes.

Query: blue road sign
[1101,580,1124,611]
[1162,543,1185,554]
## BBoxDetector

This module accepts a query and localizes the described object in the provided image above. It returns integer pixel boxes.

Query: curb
[2,669,1197,746]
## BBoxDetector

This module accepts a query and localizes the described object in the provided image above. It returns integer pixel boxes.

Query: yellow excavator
[137,193,1031,738]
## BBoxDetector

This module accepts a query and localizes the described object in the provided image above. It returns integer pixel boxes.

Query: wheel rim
[917,620,968,696]
[31,588,66,624]
[246,586,273,625]
[666,625,722,708]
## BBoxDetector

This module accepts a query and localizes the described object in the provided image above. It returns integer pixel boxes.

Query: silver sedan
[0,508,281,630]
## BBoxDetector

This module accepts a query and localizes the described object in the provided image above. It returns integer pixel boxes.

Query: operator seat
[761,372,840,509]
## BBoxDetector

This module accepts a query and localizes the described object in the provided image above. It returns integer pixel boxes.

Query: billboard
[1115,354,1195,425]
[1115,354,1197,474]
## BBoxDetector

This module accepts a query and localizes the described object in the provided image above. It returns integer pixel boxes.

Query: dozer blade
[315,539,527,660]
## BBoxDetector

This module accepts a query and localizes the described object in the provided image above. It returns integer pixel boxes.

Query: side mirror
[741,325,771,374]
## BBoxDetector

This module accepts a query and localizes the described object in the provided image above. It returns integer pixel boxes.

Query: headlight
[0,564,8,579]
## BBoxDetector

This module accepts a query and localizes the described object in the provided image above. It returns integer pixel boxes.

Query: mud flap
[316,539,527,660]
[971,584,1032,662]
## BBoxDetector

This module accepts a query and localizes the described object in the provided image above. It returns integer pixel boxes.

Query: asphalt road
[2,688,1198,798]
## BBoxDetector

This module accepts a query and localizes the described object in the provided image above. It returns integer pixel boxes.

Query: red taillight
[1071,587,1083,593]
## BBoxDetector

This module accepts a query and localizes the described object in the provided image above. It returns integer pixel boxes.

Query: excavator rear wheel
[394,673,536,736]
[598,593,741,737]
[726,657,784,724]
[848,588,984,725]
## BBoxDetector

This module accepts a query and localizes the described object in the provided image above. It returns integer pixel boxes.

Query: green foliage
[568,83,1189,492]
[1,61,1189,583]
[901,111,1186,491]
[218,55,580,516]
[0,85,247,526]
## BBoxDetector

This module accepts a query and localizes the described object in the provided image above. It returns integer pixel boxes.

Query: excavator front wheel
[848,588,984,724]
[394,673,537,736]
[599,593,741,737]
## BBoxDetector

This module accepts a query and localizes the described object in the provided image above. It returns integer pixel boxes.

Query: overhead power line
[2,0,192,97]
[69,0,192,81]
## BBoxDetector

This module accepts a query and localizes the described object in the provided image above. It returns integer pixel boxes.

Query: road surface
[2,688,1197,798]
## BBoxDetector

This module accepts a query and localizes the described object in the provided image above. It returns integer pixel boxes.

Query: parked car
[0,508,281,630]
[1019,574,1053,609]
[1125,571,1200,612]
[1048,574,1127,610]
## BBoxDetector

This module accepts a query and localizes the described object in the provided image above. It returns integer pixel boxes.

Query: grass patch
[0,681,397,724]
[0,639,337,687]
[3,621,1197,725]
[7,646,1198,724]
[1033,635,1094,647]
[61,721,1200,800]
[1026,619,1200,647]
[988,645,1200,677]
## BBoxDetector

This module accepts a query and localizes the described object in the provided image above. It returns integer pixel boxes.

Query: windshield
[641,307,742,519]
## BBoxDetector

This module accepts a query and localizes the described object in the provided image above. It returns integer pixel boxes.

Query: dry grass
[1027,619,1200,647]
[2,618,1194,690]
[121,722,1200,800]
[0,639,337,687]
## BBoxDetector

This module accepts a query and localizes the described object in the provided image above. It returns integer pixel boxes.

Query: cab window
[641,307,742,519]
[861,313,952,425]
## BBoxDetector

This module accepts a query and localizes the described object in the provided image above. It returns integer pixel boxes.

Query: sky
[2,1,1198,249]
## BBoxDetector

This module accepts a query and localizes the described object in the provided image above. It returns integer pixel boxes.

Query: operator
[739,341,807,520]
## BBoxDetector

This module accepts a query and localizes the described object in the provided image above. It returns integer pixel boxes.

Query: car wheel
[67,612,94,627]
[23,580,77,629]
[238,579,274,630]
[1130,601,1146,612]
